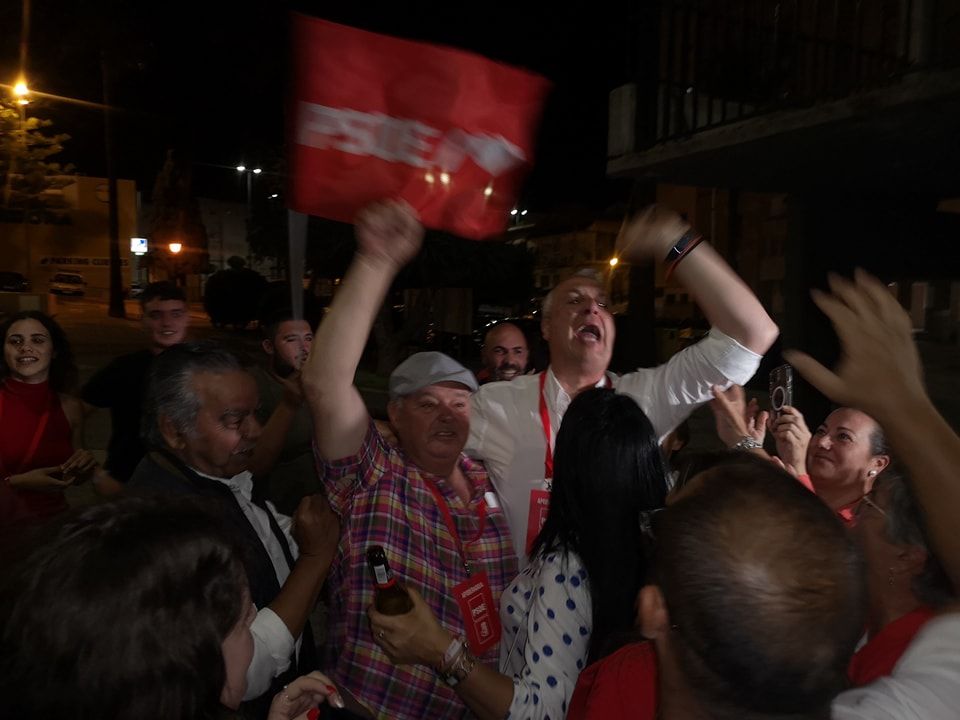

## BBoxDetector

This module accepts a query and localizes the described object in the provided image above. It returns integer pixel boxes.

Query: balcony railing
[615,0,958,152]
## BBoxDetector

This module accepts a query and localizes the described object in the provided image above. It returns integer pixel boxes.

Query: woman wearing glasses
[848,472,954,685]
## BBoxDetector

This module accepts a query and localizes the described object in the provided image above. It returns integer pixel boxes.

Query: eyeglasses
[855,491,888,520]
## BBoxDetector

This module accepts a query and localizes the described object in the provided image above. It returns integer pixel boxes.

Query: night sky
[1,0,633,211]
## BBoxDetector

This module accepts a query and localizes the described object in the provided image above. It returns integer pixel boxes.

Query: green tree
[0,97,73,222]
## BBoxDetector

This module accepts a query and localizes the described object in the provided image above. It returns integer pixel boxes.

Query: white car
[49,272,86,296]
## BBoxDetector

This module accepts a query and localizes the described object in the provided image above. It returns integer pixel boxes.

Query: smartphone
[769,364,794,418]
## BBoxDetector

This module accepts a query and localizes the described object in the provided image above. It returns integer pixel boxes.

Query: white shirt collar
[544,366,611,419]
[192,467,254,499]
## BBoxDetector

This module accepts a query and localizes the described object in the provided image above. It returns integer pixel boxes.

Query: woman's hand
[769,406,811,476]
[267,671,345,720]
[368,586,453,668]
[60,449,98,483]
[7,466,72,491]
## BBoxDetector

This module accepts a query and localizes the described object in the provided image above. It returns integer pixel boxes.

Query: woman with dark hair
[0,310,115,524]
[0,498,343,720]
[368,388,668,719]
[848,471,955,685]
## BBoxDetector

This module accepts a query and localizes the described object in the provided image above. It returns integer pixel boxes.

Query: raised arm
[616,205,779,354]
[785,269,960,588]
[301,201,423,461]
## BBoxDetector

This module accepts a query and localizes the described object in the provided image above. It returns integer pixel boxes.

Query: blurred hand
[769,406,811,476]
[8,466,72,492]
[292,493,340,562]
[784,270,924,422]
[710,384,768,448]
[355,200,424,270]
[615,205,690,264]
[60,449,98,483]
[368,586,452,668]
[267,671,345,719]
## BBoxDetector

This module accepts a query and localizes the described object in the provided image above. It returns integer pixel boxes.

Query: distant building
[0,176,136,300]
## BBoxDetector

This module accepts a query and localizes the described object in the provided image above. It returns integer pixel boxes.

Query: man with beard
[247,307,321,515]
[479,322,530,383]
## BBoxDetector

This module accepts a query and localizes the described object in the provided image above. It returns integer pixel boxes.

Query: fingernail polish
[307,708,320,720]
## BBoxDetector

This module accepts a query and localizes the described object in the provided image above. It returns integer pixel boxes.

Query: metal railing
[641,0,954,146]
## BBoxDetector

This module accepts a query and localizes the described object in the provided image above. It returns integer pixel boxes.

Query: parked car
[49,272,86,296]
[0,271,30,292]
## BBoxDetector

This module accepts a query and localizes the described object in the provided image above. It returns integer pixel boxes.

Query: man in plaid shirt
[303,201,517,719]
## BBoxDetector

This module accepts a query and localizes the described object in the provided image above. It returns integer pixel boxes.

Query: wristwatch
[440,646,478,687]
[663,229,699,264]
[732,436,763,451]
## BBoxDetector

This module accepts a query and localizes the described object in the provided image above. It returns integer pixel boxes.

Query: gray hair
[142,341,245,448]
[876,472,954,606]
[541,268,604,319]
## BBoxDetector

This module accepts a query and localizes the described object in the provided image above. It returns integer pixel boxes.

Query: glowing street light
[13,79,29,105]
[510,208,518,216]
[609,257,619,267]
[252,167,262,175]
[168,242,183,254]
[236,164,246,172]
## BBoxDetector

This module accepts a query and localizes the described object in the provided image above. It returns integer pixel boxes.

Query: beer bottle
[366,545,414,615]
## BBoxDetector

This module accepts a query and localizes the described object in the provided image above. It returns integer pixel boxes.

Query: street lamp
[609,257,619,267]
[13,79,29,105]
[168,242,182,254]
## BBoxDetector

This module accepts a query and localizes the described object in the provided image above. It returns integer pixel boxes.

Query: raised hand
[783,269,923,421]
[615,204,691,264]
[355,200,424,270]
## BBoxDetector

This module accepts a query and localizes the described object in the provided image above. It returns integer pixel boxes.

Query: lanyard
[538,372,553,479]
[424,480,487,576]
[0,390,53,476]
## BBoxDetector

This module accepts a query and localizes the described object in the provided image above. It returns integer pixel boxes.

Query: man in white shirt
[467,205,780,562]
[129,341,339,717]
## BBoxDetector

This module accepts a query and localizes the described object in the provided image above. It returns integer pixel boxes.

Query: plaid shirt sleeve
[313,420,387,519]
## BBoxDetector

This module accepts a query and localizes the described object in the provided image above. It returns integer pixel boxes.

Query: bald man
[480,322,530,383]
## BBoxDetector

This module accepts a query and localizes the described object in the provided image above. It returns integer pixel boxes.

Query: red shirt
[568,642,659,720]
[848,607,937,686]
[0,379,74,523]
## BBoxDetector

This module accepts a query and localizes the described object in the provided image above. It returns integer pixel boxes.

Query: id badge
[525,485,551,555]
[453,570,501,655]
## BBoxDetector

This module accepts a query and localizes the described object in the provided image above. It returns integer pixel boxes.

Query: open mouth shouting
[576,323,602,344]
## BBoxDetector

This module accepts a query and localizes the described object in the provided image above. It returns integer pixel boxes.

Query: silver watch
[732,436,763,451]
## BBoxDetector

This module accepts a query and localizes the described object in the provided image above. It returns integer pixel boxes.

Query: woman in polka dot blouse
[370,388,668,719]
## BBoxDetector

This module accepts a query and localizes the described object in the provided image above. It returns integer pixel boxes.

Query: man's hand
[355,200,424,270]
[291,493,340,562]
[783,269,924,422]
[710,384,768,449]
[8,466,72,491]
[615,204,691,264]
[769,406,811,476]
[368,586,452,668]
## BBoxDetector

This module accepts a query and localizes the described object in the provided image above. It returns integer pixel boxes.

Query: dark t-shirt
[81,349,154,482]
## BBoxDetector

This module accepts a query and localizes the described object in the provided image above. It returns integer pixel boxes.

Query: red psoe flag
[288,15,550,239]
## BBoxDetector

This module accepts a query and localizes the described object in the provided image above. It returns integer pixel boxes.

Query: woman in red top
[0,311,104,524]
[848,472,953,685]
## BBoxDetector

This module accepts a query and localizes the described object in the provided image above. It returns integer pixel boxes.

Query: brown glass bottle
[366,545,414,615]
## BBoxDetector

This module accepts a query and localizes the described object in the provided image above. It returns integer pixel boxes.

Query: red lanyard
[424,480,487,576]
[538,372,553,479]
[0,390,53,475]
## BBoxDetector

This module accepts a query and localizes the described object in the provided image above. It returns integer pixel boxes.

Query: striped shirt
[317,422,518,720]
